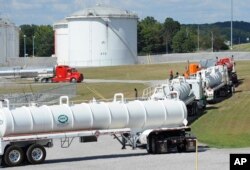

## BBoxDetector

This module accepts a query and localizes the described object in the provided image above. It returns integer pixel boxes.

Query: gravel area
[3,135,250,170]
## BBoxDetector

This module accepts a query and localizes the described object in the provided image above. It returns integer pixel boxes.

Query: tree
[162,18,181,53]
[19,25,54,57]
[138,17,163,55]
[19,25,38,57]
[172,28,196,53]
[34,25,54,56]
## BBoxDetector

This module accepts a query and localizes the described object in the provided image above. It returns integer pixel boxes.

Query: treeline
[138,17,230,55]
[19,19,250,57]
[19,25,54,57]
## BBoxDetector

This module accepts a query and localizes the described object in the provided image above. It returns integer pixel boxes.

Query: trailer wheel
[70,78,77,83]
[3,145,24,167]
[26,144,46,164]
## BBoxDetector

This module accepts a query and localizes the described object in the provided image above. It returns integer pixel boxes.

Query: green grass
[0,83,59,94]
[73,83,147,102]
[233,43,250,52]
[78,63,187,80]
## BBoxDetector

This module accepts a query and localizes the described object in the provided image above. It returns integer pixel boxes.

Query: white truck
[0,93,196,167]
[145,76,206,116]
[195,65,233,102]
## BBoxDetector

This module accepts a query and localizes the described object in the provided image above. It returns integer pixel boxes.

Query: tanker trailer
[0,66,54,82]
[0,93,195,167]
[197,65,233,102]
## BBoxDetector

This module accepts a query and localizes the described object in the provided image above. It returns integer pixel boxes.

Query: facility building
[0,18,19,64]
[54,5,138,67]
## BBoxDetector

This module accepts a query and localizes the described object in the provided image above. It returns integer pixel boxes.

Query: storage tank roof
[54,18,68,25]
[67,4,137,19]
[0,17,13,25]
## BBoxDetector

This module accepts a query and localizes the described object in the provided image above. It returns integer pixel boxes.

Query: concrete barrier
[138,52,250,64]
[1,52,249,67]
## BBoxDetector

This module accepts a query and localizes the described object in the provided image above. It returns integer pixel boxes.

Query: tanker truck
[0,65,83,83]
[196,65,233,101]
[0,93,196,167]
[149,77,205,116]
[199,56,238,85]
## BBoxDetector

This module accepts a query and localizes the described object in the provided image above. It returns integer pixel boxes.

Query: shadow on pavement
[44,153,148,164]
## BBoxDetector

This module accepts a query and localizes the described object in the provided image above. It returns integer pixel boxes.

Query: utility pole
[197,25,200,52]
[23,35,26,57]
[231,0,233,50]
[211,32,214,52]
[32,35,35,57]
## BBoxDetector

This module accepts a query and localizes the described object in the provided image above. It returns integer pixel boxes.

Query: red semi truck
[51,65,83,83]
[38,65,84,83]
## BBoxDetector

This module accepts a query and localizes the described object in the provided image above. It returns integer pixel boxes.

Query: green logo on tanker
[58,115,68,124]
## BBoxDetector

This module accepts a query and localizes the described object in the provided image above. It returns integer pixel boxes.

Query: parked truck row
[142,56,237,118]
[0,56,238,167]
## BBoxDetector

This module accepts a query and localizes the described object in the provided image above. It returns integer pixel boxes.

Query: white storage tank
[0,18,19,64]
[54,19,69,65]
[54,5,138,67]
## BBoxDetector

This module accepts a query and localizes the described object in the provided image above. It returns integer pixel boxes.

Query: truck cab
[52,65,83,83]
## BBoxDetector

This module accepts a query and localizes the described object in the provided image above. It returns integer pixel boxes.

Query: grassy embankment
[74,63,186,101]
[233,43,250,52]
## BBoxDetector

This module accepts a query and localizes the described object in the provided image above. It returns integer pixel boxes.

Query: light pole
[211,32,214,52]
[32,35,35,57]
[197,25,200,52]
[23,35,26,57]
[230,0,233,50]
[166,39,168,54]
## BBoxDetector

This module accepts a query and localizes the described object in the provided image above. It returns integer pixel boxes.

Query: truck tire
[151,136,156,154]
[3,145,24,167]
[70,78,77,83]
[146,137,152,154]
[26,144,46,164]
[41,78,47,83]
[47,78,52,83]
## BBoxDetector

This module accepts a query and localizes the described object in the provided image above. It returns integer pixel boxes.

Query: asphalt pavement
[4,136,250,170]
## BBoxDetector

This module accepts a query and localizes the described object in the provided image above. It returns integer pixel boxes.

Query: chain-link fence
[0,82,77,109]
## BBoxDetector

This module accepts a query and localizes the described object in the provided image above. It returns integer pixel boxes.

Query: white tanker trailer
[0,93,196,167]
[197,65,233,101]
[150,77,205,116]
[0,67,54,81]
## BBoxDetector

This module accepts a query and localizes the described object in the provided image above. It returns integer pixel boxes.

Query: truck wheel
[41,78,47,83]
[70,78,77,83]
[47,78,52,83]
[151,136,156,154]
[146,137,152,154]
[26,144,46,164]
[3,145,24,167]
